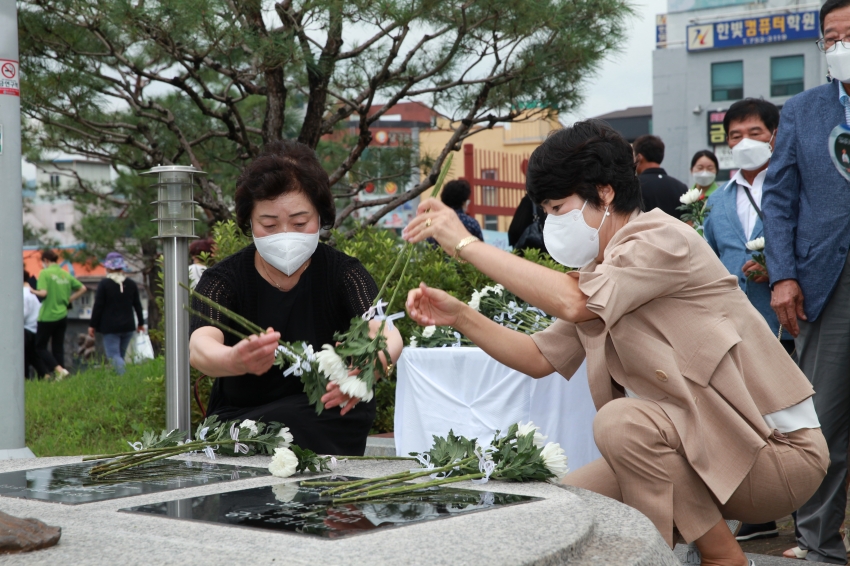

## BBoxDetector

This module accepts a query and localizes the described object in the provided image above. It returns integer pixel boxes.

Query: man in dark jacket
[634,134,688,218]
[88,252,145,375]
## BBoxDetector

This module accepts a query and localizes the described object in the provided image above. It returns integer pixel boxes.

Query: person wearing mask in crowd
[88,253,145,376]
[405,119,826,566]
[23,271,49,379]
[189,238,213,290]
[762,1,850,561]
[703,98,790,545]
[634,134,688,218]
[690,150,721,198]
[29,250,87,380]
[189,140,402,456]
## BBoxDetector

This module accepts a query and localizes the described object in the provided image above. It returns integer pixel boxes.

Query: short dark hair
[189,238,213,258]
[690,150,719,171]
[41,249,58,263]
[821,0,850,33]
[24,269,30,283]
[633,135,665,165]
[234,140,335,234]
[723,98,779,136]
[526,119,643,215]
[440,179,471,209]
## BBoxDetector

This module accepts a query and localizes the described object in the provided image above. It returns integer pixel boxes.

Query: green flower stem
[180,283,266,336]
[332,472,486,504]
[83,443,190,462]
[299,469,414,489]
[91,448,189,478]
[90,440,248,478]
[321,455,477,496]
[332,455,419,461]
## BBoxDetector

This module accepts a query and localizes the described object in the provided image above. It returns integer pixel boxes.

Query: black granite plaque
[0,460,269,505]
[120,476,540,539]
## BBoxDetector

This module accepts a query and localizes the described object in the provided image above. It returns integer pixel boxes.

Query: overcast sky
[567,0,668,121]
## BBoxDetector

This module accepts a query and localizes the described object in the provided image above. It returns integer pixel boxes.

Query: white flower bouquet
[408,284,555,348]
[745,237,767,281]
[677,187,711,235]
[84,416,331,479]
[300,421,569,504]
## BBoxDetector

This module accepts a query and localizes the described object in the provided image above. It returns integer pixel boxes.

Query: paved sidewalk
[673,545,804,565]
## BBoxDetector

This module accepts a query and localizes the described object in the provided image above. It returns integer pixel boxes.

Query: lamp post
[143,165,205,437]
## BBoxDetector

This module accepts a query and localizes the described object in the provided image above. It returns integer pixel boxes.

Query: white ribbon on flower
[203,446,216,460]
[279,343,317,378]
[451,331,463,348]
[470,444,496,484]
[128,441,143,451]
[361,299,405,331]
[229,423,249,454]
[198,427,209,441]
[412,453,436,474]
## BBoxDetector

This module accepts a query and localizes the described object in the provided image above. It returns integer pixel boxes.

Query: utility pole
[0,0,34,460]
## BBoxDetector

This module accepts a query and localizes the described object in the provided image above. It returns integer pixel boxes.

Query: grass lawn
[25,357,165,457]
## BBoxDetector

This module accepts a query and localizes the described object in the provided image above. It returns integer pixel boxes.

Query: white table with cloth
[394,346,601,472]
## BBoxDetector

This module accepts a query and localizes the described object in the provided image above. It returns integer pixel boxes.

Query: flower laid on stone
[677,188,711,236]
[299,422,569,504]
[745,237,768,282]
[408,284,555,348]
[84,417,291,479]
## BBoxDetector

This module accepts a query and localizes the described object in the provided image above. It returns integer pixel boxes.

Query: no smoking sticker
[0,60,19,97]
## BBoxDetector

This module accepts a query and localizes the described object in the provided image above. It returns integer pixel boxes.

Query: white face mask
[543,201,609,269]
[693,170,716,187]
[827,44,850,83]
[253,230,320,276]
[732,135,773,171]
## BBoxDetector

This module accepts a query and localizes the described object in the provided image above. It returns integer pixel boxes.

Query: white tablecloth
[394,347,601,472]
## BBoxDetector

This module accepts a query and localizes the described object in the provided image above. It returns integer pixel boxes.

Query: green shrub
[26,358,165,456]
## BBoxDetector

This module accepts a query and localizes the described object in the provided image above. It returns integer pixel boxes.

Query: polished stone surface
[0,460,269,505]
[121,477,539,539]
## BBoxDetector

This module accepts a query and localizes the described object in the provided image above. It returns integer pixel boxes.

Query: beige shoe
[782,546,808,559]
[54,368,70,381]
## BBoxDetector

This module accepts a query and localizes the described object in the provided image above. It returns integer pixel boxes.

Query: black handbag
[515,202,546,251]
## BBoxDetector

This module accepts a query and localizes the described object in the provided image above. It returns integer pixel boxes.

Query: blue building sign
[687,10,819,51]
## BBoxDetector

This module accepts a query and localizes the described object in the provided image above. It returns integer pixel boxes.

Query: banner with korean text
[687,10,819,52]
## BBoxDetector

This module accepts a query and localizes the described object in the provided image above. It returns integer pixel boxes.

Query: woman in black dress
[189,141,403,455]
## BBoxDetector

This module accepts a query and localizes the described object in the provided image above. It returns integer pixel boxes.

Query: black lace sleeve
[340,258,379,320]
[189,268,240,341]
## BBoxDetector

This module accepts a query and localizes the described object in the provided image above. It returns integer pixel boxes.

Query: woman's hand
[322,376,361,416]
[402,198,471,255]
[406,282,467,327]
[227,327,281,376]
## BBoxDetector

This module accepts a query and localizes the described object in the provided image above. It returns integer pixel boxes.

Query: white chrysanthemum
[315,345,349,383]
[268,447,299,478]
[336,373,373,402]
[409,336,418,348]
[679,188,703,205]
[516,421,548,448]
[422,325,436,338]
[276,426,293,448]
[239,419,259,437]
[468,291,481,311]
[746,237,765,251]
[540,442,569,480]
[271,482,300,503]
[493,284,504,296]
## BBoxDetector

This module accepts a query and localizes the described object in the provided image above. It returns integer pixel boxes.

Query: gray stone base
[0,447,36,461]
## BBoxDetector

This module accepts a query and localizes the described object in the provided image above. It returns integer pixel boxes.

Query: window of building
[55,222,65,232]
[49,174,60,188]
[711,61,743,102]
[771,55,804,97]
[484,215,498,231]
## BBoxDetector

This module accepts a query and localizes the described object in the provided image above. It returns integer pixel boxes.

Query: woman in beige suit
[403,120,827,566]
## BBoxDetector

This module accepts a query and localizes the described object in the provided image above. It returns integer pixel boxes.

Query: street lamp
[143,165,205,437]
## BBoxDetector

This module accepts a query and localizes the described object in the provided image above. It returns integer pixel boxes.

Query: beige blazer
[531,209,814,504]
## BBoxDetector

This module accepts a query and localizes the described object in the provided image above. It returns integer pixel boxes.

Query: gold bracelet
[454,236,480,263]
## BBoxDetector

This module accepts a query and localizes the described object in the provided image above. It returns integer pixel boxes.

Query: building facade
[653,0,825,184]
[594,106,653,142]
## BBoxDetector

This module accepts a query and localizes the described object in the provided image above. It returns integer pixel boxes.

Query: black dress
[189,243,379,455]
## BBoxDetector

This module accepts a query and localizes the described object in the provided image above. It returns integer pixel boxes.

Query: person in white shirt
[188,238,213,289]
[23,270,49,379]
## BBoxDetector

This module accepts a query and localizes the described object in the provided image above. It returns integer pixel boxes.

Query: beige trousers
[563,398,829,547]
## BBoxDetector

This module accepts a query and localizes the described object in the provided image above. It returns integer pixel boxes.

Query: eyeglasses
[816,37,850,52]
